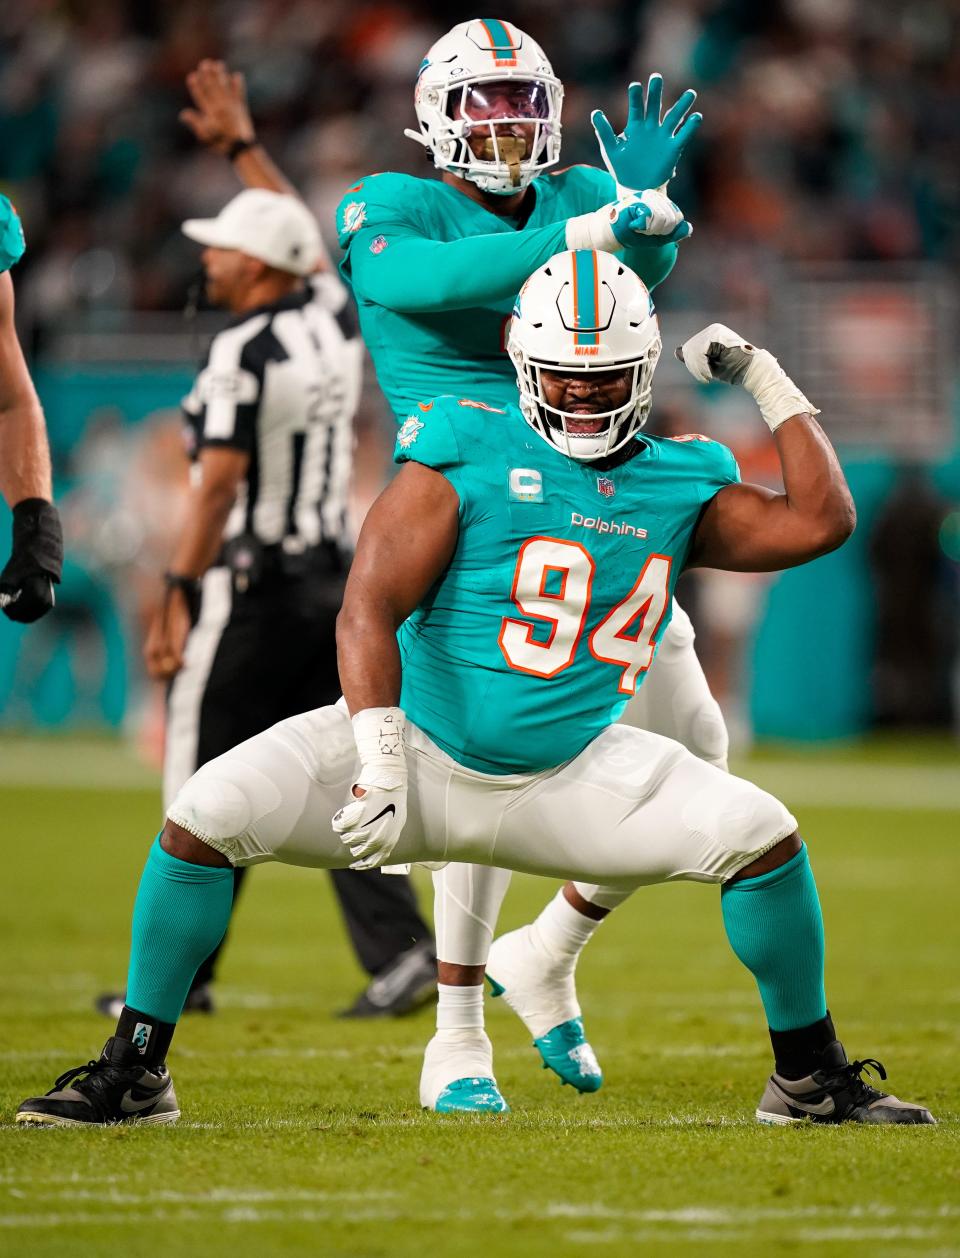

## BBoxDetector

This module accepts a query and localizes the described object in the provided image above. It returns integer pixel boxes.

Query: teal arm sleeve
[619,240,679,292]
[348,221,569,313]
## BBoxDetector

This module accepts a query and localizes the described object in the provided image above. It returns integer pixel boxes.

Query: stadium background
[0,0,958,743]
[0,6,958,1255]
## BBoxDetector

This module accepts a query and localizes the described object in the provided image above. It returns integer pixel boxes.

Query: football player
[0,195,62,623]
[16,251,934,1127]
[180,28,725,1094]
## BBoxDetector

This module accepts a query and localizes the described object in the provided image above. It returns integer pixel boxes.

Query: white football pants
[167,699,793,900]
[435,600,732,964]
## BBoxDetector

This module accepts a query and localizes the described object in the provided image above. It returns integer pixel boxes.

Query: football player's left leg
[422,864,511,1113]
[722,841,936,1125]
[488,603,725,1092]
[17,825,233,1127]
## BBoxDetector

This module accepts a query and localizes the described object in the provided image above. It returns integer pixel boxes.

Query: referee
[97,188,435,1020]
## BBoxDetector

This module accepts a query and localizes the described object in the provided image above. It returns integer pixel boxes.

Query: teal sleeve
[394,398,463,469]
[557,166,680,293]
[620,240,679,292]
[697,441,741,505]
[349,221,568,313]
[0,195,26,273]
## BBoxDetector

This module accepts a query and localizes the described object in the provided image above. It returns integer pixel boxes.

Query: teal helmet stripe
[573,250,600,346]
[478,18,518,62]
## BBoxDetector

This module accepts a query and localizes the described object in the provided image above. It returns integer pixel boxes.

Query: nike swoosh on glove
[332,770,408,870]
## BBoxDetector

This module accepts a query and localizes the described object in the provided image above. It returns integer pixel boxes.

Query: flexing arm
[337,461,460,712]
[680,325,856,571]
[143,446,247,679]
[180,60,298,197]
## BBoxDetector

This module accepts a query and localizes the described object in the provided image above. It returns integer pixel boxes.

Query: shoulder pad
[336,173,428,245]
[394,396,463,469]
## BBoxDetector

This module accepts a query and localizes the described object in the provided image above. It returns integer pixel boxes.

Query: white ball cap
[181,188,321,277]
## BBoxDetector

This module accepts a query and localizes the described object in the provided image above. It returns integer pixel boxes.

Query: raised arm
[332,461,459,869]
[180,60,298,198]
[680,324,856,572]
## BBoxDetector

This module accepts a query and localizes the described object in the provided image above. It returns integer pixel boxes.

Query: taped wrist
[565,206,619,253]
[742,350,820,433]
[10,498,63,581]
[352,707,407,785]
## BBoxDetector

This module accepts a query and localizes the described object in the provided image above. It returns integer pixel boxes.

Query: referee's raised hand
[180,59,255,155]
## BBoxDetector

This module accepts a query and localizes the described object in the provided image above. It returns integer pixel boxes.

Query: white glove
[676,323,819,432]
[332,707,408,871]
[566,188,691,253]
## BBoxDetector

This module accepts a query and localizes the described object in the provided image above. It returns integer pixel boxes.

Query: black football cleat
[337,939,437,1018]
[757,1040,936,1125]
[95,984,214,1020]
[16,1036,179,1127]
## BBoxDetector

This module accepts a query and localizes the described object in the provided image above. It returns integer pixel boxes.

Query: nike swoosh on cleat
[120,1090,163,1114]
[780,1091,836,1117]
[368,805,396,823]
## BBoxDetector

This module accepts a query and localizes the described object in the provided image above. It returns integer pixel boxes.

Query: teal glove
[610,194,692,248]
[0,195,26,273]
[592,74,702,192]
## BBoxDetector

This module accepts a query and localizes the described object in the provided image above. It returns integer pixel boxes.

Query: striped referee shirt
[182,272,360,552]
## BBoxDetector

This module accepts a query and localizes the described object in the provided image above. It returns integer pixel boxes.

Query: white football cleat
[486,925,603,1093]
[419,1029,509,1113]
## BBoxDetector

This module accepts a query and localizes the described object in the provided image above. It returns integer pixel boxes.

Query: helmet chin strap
[479,135,527,187]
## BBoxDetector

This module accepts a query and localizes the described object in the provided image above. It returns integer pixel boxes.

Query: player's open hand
[332,773,409,870]
[180,60,255,155]
[592,74,702,193]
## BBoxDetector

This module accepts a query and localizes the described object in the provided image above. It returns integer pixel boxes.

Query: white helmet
[508,250,662,460]
[404,18,563,195]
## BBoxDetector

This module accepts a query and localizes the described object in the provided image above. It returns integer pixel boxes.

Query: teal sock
[126,835,234,1023]
[720,844,827,1032]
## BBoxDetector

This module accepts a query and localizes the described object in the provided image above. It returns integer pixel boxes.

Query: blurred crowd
[1,0,958,330]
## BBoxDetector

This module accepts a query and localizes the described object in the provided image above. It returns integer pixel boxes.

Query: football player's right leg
[17,705,359,1128]
[488,603,725,1086]
[422,864,512,1113]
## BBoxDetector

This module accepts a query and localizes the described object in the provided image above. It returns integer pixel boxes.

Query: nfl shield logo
[597,476,615,498]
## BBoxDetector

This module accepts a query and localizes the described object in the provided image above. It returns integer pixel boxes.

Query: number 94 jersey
[395,396,740,775]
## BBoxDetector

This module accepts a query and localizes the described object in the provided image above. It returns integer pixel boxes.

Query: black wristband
[226,138,256,161]
[11,498,63,582]
[163,572,202,625]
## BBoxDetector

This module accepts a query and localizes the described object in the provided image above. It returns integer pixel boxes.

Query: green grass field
[1,738,958,1257]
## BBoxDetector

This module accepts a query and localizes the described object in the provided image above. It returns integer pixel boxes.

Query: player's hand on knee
[332,772,408,870]
[333,707,409,870]
[676,325,818,433]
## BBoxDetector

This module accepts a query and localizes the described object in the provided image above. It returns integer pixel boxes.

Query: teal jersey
[0,195,25,273]
[395,397,740,774]
[336,167,679,420]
